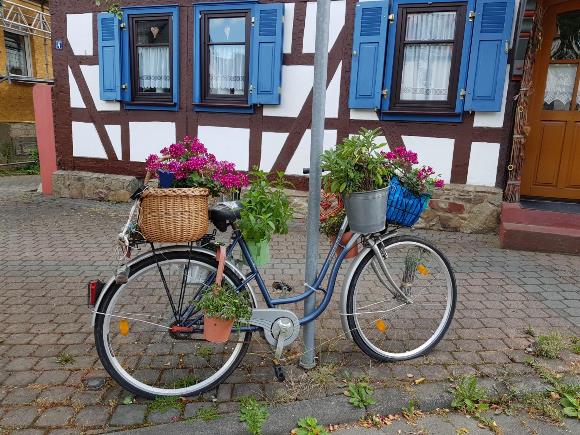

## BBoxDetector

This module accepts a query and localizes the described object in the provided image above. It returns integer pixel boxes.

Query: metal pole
[300,0,331,370]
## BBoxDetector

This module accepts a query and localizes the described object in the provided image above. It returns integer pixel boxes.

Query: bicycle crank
[248,309,301,351]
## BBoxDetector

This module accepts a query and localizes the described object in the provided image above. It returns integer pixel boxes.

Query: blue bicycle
[92,202,456,398]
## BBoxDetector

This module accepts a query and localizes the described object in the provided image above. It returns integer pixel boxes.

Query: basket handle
[144,155,171,185]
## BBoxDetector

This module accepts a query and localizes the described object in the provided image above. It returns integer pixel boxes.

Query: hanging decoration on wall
[150,26,160,39]
[505,3,545,203]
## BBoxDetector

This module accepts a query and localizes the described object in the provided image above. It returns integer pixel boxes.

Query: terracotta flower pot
[332,231,359,259]
[203,316,234,343]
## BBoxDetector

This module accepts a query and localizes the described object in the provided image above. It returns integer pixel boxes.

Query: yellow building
[0,0,52,163]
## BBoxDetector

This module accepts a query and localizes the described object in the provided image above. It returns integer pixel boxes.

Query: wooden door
[521,1,580,200]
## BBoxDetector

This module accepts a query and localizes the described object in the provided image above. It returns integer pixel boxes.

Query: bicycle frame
[223,217,359,331]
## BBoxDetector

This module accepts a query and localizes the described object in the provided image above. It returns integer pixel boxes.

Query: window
[193,3,284,112]
[390,6,466,112]
[130,14,173,103]
[348,0,515,119]
[97,6,179,110]
[4,31,31,76]
[200,12,251,105]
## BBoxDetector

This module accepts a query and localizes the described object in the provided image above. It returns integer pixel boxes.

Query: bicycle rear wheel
[346,235,456,361]
[94,249,254,398]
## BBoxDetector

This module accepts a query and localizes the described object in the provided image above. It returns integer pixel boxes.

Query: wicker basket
[138,187,209,243]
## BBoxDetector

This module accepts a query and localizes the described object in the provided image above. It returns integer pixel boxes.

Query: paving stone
[109,405,147,426]
[2,387,41,405]
[37,386,76,404]
[35,371,70,385]
[36,406,75,427]
[4,371,41,386]
[74,405,110,427]
[147,408,181,424]
[0,407,38,428]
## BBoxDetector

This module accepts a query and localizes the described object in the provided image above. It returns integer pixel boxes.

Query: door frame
[520,0,580,200]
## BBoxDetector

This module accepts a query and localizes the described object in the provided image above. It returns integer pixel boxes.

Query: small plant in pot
[196,282,252,343]
[321,128,390,234]
[238,169,293,266]
[320,209,358,259]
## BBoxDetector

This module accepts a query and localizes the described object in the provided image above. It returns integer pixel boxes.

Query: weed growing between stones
[534,332,565,359]
[56,352,75,366]
[239,396,269,435]
[292,416,329,435]
[147,396,184,413]
[345,382,376,410]
[194,405,220,421]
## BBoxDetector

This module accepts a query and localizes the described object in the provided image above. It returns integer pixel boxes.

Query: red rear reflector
[88,280,104,306]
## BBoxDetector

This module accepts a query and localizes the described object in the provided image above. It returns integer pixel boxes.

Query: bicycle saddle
[209,201,241,231]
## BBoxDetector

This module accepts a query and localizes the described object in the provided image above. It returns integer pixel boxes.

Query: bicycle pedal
[272,362,285,382]
[273,281,293,292]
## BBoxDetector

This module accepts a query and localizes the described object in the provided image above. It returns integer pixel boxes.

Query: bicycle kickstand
[272,318,293,382]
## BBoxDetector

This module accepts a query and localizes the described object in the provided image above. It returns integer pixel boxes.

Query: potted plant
[382,146,445,227]
[320,209,358,259]
[238,169,293,266]
[196,282,252,343]
[321,128,390,234]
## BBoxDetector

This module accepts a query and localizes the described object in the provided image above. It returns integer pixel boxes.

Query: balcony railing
[0,0,51,38]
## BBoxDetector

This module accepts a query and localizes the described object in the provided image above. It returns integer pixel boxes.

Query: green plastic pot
[246,239,270,266]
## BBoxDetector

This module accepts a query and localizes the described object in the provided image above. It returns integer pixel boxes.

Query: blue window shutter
[250,3,283,105]
[348,1,389,109]
[465,0,515,111]
[97,12,121,101]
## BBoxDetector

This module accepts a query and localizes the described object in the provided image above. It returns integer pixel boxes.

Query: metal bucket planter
[343,187,388,234]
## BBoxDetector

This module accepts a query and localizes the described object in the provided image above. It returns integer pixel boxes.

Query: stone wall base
[52,170,141,202]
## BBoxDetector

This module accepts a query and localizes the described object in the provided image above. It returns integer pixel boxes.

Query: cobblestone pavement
[0,175,579,434]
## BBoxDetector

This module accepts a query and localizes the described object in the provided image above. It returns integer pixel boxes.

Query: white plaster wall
[473,69,510,128]
[72,122,107,159]
[260,132,288,172]
[350,109,379,120]
[80,65,120,111]
[303,0,346,53]
[325,63,341,118]
[401,136,454,183]
[283,3,294,54]
[263,65,313,118]
[105,125,122,160]
[67,13,93,56]
[197,126,250,171]
[68,67,85,108]
[130,122,176,162]
[467,142,500,186]
[286,129,337,175]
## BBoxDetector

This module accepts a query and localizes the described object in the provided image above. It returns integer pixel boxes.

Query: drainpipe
[300,0,331,370]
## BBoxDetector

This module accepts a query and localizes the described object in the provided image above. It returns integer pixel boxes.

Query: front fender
[91,245,256,326]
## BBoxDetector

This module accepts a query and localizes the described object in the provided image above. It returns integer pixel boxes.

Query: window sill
[193,103,254,114]
[380,111,463,123]
[124,101,178,111]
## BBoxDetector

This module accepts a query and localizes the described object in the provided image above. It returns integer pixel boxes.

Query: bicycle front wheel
[94,249,254,399]
[346,235,456,361]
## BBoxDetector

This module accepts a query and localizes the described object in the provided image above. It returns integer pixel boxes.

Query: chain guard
[249,309,301,348]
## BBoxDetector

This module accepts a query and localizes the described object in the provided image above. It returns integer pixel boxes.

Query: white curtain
[400,12,456,101]
[209,45,245,95]
[543,64,576,110]
[138,46,170,91]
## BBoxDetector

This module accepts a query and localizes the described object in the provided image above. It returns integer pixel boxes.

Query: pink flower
[434,179,445,188]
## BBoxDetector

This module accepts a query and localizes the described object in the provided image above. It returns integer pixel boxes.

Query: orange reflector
[416,264,429,276]
[375,319,387,332]
[119,319,129,336]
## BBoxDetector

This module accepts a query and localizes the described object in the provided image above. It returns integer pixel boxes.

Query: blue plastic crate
[386,177,431,227]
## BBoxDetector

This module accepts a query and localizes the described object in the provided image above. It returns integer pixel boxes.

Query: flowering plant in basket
[382,147,445,227]
[145,136,249,196]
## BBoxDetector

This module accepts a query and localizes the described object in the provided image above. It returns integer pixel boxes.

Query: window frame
[120,5,180,111]
[4,30,33,77]
[200,10,252,106]
[389,3,467,113]
[128,13,174,105]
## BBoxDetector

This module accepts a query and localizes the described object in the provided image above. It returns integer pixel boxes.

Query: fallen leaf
[414,377,426,385]
[407,373,414,378]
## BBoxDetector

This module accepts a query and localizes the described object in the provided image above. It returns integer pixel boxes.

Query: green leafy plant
[238,169,293,242]
[319,210,346,238]
[534,332,565,359]
[195,283,252,322]
[239,396,269,435]
[170,375,200,389]
[148,396,184,413]
[321,128,389,194]
[95,0,123,19]
[196,346,214,360]
[195,406,220,421]
[402,399,419,422]
[571,337,580,355]
[451,376,489,415]
[292,417,329,435]
[560,393,580,419]
[344,382,376,410]
[56,352,75,366]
